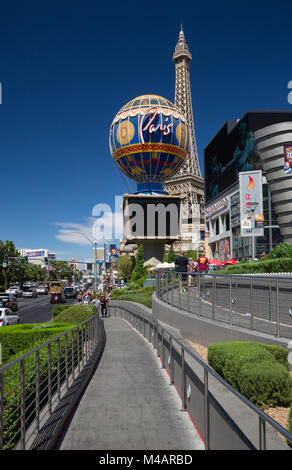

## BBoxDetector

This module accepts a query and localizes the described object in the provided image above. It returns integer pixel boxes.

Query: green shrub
[0,323,77,364]
[2,326,78,449]
[111,286,155,308]
[238,361,292,407]
[268,242,292,260]
[51,305,71,318]
[53,305,96,323]
[208,341,292,408]
[222,257,292,274]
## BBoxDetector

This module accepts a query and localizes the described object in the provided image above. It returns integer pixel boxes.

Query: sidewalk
[59,316,204,450]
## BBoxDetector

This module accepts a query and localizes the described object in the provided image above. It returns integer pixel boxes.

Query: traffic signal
[44,257,48,265]
[24,256,28,263]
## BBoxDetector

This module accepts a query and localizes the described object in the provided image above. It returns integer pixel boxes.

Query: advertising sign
[284,143,292,174]
[204,112,292,203]
[239,170,264,237]
[26,250,45,258]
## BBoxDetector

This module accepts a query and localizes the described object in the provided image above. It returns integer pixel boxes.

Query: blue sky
[1,0,292,261]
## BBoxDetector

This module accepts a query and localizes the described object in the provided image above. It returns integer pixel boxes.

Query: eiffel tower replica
[164,27,205,253]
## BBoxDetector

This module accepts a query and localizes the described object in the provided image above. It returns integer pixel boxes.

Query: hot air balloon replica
[109,94,188,265]
[109,94,189,193]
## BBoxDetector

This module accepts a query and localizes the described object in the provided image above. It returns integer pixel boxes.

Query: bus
[49,281,64,295]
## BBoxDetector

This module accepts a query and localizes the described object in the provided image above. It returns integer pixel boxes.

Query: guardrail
[0,314,100,450]
[156,270,292,340]
[109,303,292,450]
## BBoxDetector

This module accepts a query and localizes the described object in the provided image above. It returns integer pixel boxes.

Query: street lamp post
[246,202,259,261]
[66,232,98,294]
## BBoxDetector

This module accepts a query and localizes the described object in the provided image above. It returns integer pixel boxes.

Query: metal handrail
[156,269,292,339]
[0,313,99,450]
[110,303,292,450]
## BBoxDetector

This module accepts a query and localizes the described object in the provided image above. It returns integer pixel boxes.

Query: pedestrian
[187,257,197,287]
[100,295,107,318]
[94,295,101,315]
[196,251,210,275]
[174,251,189,293]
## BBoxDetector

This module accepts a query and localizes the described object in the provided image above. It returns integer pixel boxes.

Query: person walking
[187,257,197,287]
[196,252,210,275]
[174,252,189,293]
[100,294,107,318]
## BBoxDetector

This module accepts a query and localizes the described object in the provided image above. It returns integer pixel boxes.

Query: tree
[0,240,20,289]
[131,244,146,281]
[268,242,292,259]
[167,246,176,263]
[117,255,133,282]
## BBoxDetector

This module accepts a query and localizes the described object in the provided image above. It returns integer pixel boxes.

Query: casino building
[204,111,292,261]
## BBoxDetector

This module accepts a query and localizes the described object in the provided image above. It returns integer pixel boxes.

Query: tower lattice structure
[164,27,205,252]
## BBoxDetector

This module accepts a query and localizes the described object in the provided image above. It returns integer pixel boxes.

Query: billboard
[284,143,292,174]
[239,170,264,238]
[204,112,292,203]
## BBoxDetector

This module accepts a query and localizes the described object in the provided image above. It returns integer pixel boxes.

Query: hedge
[0,323,77,365]
[208,341,292,408]
[2,327,78,449]
[52,305,96,323]
[222,257,292,274]
[51,304,71,318]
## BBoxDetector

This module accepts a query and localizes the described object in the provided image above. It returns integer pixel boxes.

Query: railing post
[250,277,254,331]
[48,343,52,415]
[161,329,165,368]
[0,372,4,450]
[169,337,174,385]
[259,416,267,450]
[212,275,215,320]
[35,350,40,433]
[276,278,280,337]
[57,337,61,400]
[181,347,186,410]
[65,333,69,390]
[187,275,190,312]
[204,368,210,450]
[20,359,26,450]
[229,276,232,327]
[198,274,201,317]
[268,282,272,322]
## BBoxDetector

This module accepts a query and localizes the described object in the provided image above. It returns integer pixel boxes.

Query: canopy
[156,262,175,269]
[210,259,221,266]
[223,259,238,265]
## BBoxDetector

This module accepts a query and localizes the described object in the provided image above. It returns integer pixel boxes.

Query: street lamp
[65,231,98,293]
[246,201,258,261]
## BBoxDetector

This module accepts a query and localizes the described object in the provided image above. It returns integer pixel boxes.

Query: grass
[111,286,155,308]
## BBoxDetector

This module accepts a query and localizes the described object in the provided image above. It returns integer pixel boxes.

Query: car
[50,293,66,304]
[64,287,77,298]
[6,286,22,297]
[0,294,18,312]
[0,308,19,326]
[36,286,48,295]
[22,288,38,298]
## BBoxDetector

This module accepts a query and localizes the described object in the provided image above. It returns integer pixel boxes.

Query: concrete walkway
[59,317,205,450]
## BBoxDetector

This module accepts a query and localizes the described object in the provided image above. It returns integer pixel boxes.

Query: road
[16,295,77,324]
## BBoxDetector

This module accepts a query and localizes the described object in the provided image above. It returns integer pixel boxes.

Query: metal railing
[109,303,292,450]
[156,270,292,339]
[0,314,99,450]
